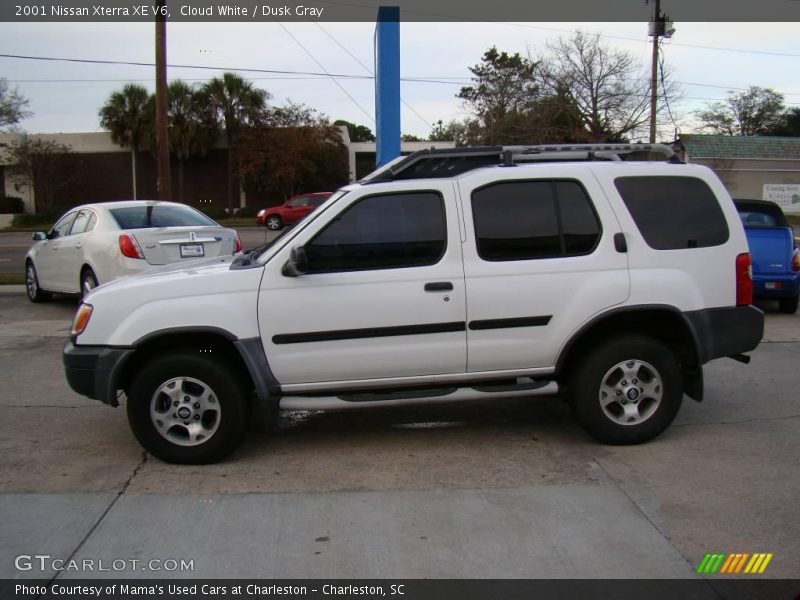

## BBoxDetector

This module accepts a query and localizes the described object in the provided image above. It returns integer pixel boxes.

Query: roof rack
[361,143,680,183]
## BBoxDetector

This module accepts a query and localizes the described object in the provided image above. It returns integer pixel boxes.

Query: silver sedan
[25,200,241,302]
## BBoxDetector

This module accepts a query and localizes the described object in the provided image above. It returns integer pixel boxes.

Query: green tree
[7,136,86,213]
[333,120,375,142]
[201,73,269,215]
[239,102,348,202]
[163,80,219,203]
[769,107,800,137]
[457,47,546,144]
[695,86,785,137]
[429,119,481,147]
[98,83,151,199]
[0,78,32,131]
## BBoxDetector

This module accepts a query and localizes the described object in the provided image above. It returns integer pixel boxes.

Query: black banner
[2,0,800,23]
[3,580,800,600]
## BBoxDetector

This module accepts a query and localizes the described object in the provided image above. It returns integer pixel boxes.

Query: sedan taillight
[234,233,242,253]
[119,233,144,259]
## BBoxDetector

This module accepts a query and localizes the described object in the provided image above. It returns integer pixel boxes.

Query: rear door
[258,182,467,387]
[58,209,97,292]
[458,168,630,372]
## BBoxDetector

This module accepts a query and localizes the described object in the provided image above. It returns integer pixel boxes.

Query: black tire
[779,295,798,314]
[25,260,51,303]
[80,267,98,300]
[126,351,249,464]
[568,336,682,445]
[265,215,283,231]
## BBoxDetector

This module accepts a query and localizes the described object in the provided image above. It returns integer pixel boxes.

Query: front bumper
[63,341,134,406]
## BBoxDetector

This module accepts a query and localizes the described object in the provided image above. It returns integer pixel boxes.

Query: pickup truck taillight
[234,233,242,253]
[119,233,144,259]
[792,251,800,273]
[736,253,753,306]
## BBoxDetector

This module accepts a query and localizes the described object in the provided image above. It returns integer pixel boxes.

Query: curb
[0,285,26,295]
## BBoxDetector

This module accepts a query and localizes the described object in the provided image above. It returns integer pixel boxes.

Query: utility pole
[648,0,675,143]
[649,0,660,143]
[155,0,172,200]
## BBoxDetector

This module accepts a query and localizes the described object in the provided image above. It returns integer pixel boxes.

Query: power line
[0,53,470,86]
[275,22,375,123]
[314,22,434,129]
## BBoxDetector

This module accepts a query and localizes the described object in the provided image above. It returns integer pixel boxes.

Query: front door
[258,184,467,388]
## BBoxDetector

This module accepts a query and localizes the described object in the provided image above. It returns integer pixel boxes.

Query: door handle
[424,282,453,292]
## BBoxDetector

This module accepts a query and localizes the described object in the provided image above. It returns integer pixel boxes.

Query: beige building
[675,135,800,214]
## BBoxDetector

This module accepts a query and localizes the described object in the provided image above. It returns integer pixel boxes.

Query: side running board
[279,378,558,411]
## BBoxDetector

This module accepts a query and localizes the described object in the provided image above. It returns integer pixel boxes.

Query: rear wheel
[126,351,249,464]
[265,215,283,230]
[569,336,682,445]
[779,294,798,314]
[80,267,98,299]
[25,261,51,303]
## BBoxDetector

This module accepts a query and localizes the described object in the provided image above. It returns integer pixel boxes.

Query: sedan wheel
[25,262,51,303]
[266,215,282,230]
[81,269,98,299]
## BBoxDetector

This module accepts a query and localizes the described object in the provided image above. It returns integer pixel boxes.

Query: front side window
[615,176,729,250]
[305,191,446,272]
[471,180,601,261]
[50,212,77,238]
[288,196,310,208]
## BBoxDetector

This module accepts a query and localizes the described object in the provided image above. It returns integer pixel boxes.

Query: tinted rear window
[614,176,729,250]
[108,205,217,230]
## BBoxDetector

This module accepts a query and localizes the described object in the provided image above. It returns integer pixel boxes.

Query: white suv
[63,145,764,464]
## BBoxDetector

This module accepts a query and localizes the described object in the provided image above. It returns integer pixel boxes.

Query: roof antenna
[502,150,515,167]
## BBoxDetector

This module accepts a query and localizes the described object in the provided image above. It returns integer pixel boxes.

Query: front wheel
[126,351,249,464]
[265,215,283,230]
[779,294,798,314]
[25,261,51,303]
[568,336,683,445]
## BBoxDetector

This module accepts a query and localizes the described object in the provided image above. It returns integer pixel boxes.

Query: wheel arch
[555,305,704,401]
[116,328,261,405]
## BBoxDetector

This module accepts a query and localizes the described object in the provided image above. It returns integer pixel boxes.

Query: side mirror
[31,232,47,241]
[282,246,309,277]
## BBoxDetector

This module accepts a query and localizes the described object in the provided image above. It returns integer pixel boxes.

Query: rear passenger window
[305,191,446,272]
[471,180,600,261]
[614,177,729,250]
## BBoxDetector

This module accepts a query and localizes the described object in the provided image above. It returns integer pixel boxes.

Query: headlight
[71,303,93,336]
[257,209,266,217]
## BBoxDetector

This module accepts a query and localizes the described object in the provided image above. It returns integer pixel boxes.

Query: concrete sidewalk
[2,486,693,580]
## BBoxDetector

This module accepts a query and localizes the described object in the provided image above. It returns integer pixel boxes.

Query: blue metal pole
[375,6,401,167]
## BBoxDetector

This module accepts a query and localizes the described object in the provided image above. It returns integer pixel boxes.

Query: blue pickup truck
[735,199,800,314]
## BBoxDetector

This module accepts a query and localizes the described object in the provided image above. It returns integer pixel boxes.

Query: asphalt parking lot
[0,286,798,584]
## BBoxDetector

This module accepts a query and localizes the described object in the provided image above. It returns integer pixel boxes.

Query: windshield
[109,205,217,229]
[248,190,349,262]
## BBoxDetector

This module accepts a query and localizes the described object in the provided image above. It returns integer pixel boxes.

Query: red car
[256,192,332,230]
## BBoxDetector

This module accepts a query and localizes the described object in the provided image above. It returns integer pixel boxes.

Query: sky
[0,21,798,140]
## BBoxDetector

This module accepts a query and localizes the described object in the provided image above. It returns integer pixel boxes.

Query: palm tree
[165,80,218,203]
[201,73,269,215]
[99,84,151,199]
